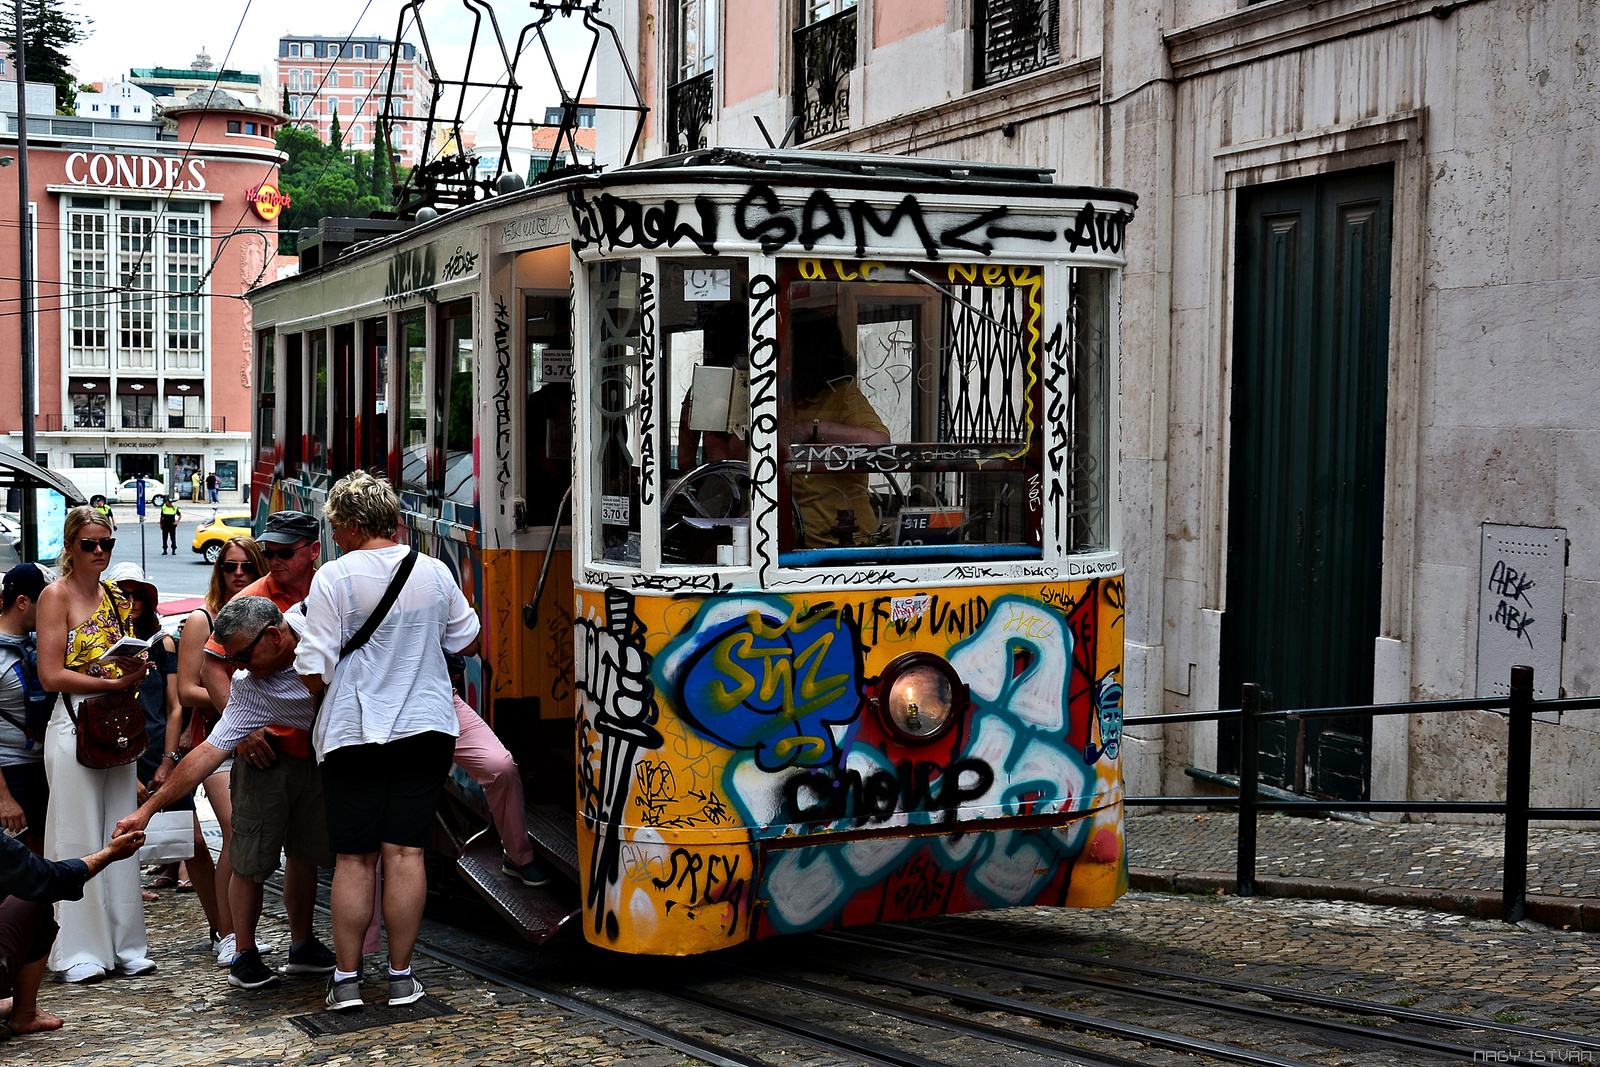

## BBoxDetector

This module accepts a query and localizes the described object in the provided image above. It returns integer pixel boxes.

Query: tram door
[1220,166,1393,801]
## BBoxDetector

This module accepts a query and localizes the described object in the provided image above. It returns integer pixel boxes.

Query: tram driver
[790,308,890,548]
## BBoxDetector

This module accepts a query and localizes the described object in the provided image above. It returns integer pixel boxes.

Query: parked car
[114,477,168,504]
[191,508,254,563]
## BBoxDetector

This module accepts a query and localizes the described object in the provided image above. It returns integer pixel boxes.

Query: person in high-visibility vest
[159,498,181,555]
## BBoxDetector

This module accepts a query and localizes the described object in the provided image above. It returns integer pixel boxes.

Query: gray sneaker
[387,973,425,1006]
[324,975,363,1011]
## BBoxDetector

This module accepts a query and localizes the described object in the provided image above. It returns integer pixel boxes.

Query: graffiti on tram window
[492,298,513,505]
[568,185,1133,261]
[581,576,1125,952]
[746,273,780,583]
[385,247,436,304]
[637,271,658,507]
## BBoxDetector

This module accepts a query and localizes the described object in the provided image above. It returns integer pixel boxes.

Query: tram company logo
[247,182,292,221]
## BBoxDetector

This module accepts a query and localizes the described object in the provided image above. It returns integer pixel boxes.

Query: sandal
[145,875,180,891]
[175,880,195,893]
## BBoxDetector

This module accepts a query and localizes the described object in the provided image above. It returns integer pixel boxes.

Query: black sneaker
[227,947,281,990]
[284,938,337,975]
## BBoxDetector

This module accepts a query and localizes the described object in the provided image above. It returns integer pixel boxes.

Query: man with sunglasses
[191,511,335,988]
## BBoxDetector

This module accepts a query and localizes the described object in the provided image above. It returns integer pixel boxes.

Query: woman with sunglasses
[33,507,153,982]
[175,535,268,966]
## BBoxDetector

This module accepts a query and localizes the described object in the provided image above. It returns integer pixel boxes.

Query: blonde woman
[34,506,153,982]
[175,535,269,965]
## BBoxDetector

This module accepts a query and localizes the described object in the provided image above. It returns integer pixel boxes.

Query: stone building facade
[592,0,1599,814]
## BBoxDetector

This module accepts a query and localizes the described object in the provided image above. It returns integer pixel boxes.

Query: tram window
[524,293,572,528]
[308,330,330,473]
[658,257,749,566]
[1071,268,1113,550]
[256,330,275,461]
[331,323,355,476]
[437,300,475,505]
[361,317,388,475]
[283,332,303,473]
[398,310,427,492]
[588,260,642,566]
[778,258,1047,563]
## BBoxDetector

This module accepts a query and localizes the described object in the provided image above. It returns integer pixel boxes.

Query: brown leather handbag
[64,589,149,770]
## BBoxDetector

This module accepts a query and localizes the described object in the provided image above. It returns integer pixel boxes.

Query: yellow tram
[247,149,1135,954]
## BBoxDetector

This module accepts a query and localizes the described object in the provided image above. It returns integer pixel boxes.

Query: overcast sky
[66,0,596,129]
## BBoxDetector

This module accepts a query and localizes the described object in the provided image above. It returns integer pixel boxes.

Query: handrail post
[1236,683,1261,897]
[1503,664,1533,923]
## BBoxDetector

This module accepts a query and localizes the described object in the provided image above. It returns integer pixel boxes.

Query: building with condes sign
[0,83,285,504]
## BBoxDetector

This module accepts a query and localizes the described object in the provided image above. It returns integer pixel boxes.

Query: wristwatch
[163,751,184,761]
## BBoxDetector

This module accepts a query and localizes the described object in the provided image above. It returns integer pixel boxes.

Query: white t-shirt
[294,545,479,760]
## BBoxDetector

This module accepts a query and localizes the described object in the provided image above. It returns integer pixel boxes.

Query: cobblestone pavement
[1128,812,1600,896]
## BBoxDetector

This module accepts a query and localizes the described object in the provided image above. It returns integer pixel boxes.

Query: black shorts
[1,762,48,837]
[319,731,455,854]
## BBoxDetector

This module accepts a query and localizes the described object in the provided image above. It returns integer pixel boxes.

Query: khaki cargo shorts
[228,751,335,881]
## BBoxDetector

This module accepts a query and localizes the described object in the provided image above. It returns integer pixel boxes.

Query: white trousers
[42,703,148,973]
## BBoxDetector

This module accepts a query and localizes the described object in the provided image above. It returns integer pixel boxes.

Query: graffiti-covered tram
[247,149,1136,955]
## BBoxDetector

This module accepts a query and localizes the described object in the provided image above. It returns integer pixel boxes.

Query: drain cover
[288,995,458,1038]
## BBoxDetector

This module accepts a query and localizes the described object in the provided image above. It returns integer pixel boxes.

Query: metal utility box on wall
[1476,523,1567,720]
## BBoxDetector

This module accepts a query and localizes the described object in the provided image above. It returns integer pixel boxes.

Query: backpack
[0,633,57,743]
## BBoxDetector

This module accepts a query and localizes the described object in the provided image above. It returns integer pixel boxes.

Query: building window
[794,0,857,143]
[227,119,241,133]
[117,215,155,369]
[328,43,340,58]
[667,0,715,153]
[351,125,364,144]
[167,393,203,430]
[70,392,107,429]
[288,70,299,90]
[328,70,340,89]
[68,211,109,367]
[353,70,364,88]
[109,104,120,118]
[974,0,1060,89]
[165,217,204,370]
[289,42,300,57]
[90,103,100,112]
[120,394,155,429]
[353,43,365,59]
[380,44,390,59]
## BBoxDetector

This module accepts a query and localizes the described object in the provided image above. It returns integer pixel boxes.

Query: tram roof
[253,147,1137,295]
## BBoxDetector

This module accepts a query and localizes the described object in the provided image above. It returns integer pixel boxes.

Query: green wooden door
[1219,166,1393,800]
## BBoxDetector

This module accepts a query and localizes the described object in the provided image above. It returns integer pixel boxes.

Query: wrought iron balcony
[975,0,1060,89]
[794,7,856,143]
[667,70,713,155]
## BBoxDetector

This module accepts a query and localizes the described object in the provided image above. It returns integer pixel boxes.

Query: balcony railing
[41,414,227,433]
[666,70,713,155]
[975,0,1060,89]
[794,7,856,143]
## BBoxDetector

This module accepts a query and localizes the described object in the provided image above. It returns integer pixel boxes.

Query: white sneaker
[115,957,157,976]
[59,963,106,983]
[215,933,276,967]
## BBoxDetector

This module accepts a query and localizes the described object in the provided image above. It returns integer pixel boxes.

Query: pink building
[277,35,430,167]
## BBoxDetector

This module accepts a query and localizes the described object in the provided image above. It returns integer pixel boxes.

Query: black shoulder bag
[313,546,419,711]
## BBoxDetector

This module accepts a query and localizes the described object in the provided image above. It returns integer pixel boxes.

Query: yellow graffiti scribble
[772,735,830,762]
[1001,605,1055,640]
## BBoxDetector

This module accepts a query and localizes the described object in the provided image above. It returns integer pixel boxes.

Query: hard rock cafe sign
[247,182,292,221]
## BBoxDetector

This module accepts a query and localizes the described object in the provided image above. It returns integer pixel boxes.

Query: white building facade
[593,0,1599,815]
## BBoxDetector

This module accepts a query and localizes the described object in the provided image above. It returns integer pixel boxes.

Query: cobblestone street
[4,813,1597,1064]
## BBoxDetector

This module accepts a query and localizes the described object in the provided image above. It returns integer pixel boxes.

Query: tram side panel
[573,578,1126,956]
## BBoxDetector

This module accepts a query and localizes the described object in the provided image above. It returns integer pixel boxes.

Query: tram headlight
[873,653,969,743]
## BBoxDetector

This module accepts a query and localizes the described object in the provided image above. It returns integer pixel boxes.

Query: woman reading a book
[33,507,153,982]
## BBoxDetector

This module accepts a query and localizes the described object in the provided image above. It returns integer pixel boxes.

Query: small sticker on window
[683,268,731,302]
[600,495,630,525]
[541,348,573,384]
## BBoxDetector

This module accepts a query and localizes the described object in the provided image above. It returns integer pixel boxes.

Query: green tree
[329,109,342,153]
[1,0,91,114]
[281,85,289,113]
[274,126,400,253]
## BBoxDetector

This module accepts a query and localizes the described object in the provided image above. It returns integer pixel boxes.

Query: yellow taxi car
[191,509,255,564]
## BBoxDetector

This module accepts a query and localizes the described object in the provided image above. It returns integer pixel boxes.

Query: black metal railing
[1124,665,1600,922]
[666,70,713,155]
[794,7,856,143]
[39,414,226,433]
[975,0,1061,89]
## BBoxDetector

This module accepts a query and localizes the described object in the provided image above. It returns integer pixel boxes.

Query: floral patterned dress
[63,584,133,679]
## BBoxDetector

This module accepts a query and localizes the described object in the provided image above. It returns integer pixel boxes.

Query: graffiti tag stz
[442,245,480,281]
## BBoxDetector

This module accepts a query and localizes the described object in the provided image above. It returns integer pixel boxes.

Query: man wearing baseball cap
[0,564,54,856]
[196,511,336,988]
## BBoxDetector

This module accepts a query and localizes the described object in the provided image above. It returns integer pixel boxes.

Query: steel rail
[908,926,1600,1054]
[824,930,1533,1064]
[727,963,1153,1067]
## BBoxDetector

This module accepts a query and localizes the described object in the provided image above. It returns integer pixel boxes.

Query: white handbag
[135,809,195,865]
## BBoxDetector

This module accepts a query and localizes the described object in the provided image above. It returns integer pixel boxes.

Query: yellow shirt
[792,381,889,547]
[64,584,133,678]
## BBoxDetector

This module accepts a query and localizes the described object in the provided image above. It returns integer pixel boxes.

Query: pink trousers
[363,694,532,953]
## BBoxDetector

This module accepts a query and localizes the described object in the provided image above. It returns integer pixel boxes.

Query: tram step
[457,828,579,945]
[525,802,581,883]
